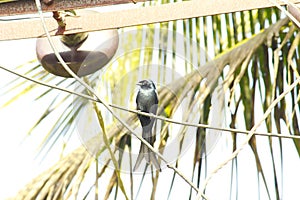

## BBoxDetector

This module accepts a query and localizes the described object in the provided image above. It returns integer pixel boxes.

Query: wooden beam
[0,0,299,41]
[0,0,144,16]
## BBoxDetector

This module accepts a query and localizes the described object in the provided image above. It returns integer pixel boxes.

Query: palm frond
[7,9,298,199]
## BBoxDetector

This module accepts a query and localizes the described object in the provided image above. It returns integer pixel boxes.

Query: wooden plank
[0,0,144,16]
[0,0,299,41]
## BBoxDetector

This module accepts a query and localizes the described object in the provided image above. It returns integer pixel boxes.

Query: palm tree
[0,1,299,200]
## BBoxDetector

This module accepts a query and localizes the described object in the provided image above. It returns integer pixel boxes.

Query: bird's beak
[136,82,142,86]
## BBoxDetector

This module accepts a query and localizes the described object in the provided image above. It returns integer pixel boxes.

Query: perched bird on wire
[134,79,161,172]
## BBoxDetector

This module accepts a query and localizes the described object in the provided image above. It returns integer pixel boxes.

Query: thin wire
[34,0,204,197]
[1,64,300,141]
[197,76,300,199]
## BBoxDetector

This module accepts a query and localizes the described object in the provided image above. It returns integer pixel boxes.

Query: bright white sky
[0,4,300,200]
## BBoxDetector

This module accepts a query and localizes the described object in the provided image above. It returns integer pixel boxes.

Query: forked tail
[133,143,161,171]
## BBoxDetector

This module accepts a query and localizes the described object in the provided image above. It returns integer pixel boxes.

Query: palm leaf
[1,3,299,199]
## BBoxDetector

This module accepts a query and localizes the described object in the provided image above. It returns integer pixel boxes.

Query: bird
[133,79,161,171]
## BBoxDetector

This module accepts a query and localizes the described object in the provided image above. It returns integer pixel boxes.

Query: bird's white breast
[139,88,155,97]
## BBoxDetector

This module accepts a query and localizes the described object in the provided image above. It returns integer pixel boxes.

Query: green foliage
[1,3,300,200]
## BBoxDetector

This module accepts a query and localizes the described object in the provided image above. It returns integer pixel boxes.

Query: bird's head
[137,79,156,90]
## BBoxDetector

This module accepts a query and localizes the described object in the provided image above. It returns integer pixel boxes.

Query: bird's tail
[133,141,161,172]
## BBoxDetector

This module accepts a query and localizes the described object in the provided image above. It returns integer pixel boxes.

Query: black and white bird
[133,79,161,171]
